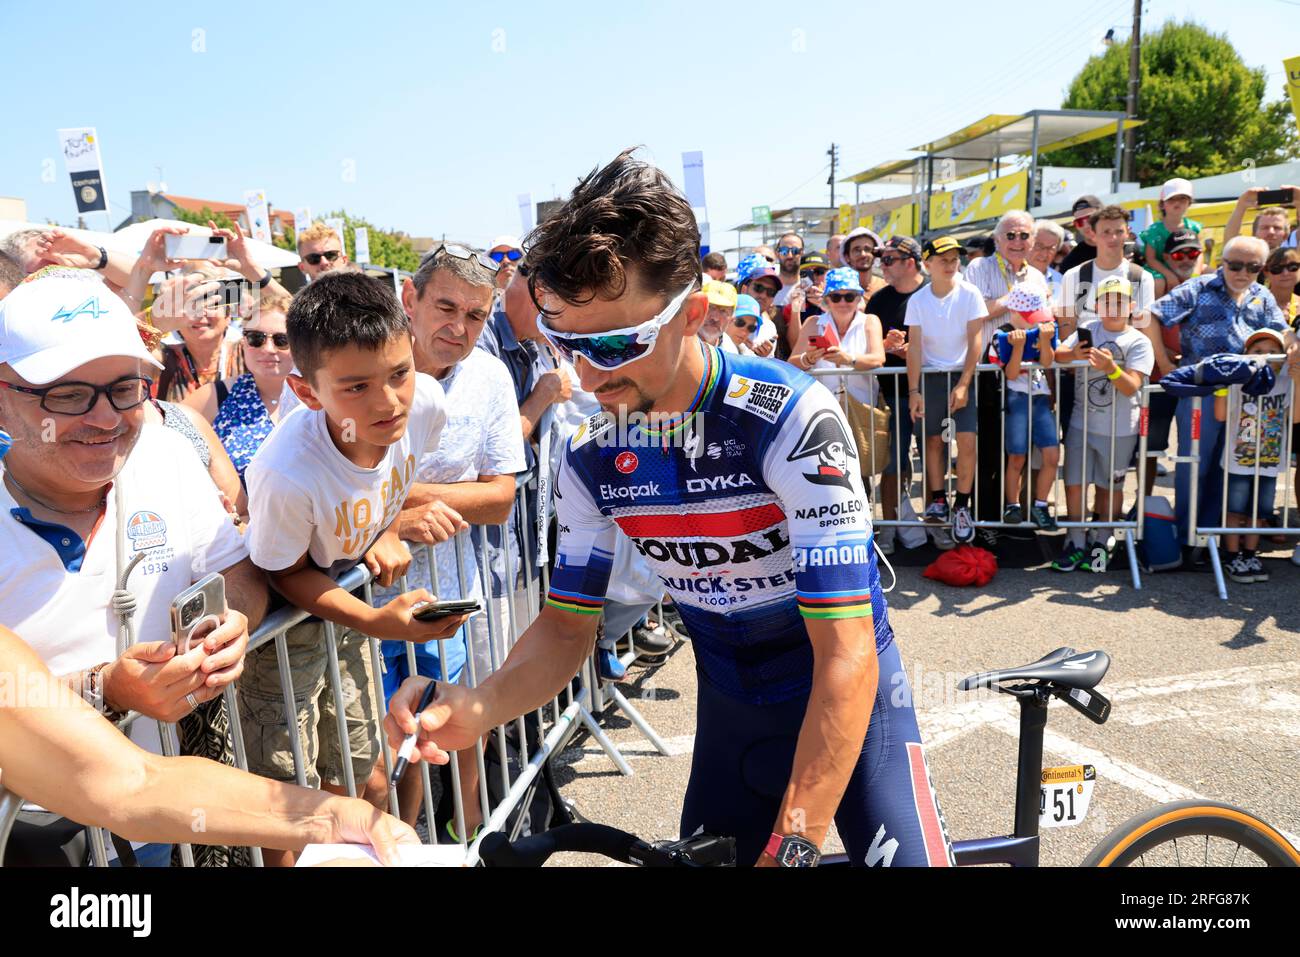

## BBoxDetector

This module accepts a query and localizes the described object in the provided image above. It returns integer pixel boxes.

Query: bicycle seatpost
[1012,688,1050,846]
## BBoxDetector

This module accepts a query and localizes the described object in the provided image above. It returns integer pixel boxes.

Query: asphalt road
[546,543,1300,867]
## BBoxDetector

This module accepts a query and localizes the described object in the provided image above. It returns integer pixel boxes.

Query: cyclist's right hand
[383,676,485,764]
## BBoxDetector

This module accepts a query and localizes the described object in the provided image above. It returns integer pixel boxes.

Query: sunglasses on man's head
[1168,249,1202,262]
[776,245,802,256]
[826,292,861,304]
[489,248,523,263]
[243,330,290,349]
[1224,260,1264,273]
[303,249,341,266]
[1003,231,1031,242]
[1268,262,1300,274]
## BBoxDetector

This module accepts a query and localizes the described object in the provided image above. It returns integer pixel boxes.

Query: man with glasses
[737,252,788,359]
[1141,235,1297,548]
[1060,195,1102,272]
[1224,186,1300,253]
[0,272,267,862]
[700,279,741,353]
[842,226,887,299]
[296,221,348,281]
[1027,220,1066,301]
[487,235,524,290]
[386,149,953,868]
[771,233,804,309]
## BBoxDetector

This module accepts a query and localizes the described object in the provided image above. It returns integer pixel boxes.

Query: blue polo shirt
[1151,271,1288,366]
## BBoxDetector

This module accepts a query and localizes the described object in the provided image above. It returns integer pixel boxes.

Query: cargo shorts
[237,619,381,790]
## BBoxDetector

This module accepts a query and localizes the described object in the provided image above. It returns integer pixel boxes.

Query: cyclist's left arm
[761,383,881,859]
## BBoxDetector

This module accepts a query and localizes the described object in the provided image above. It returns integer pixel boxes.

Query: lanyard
[994,253,1024,291]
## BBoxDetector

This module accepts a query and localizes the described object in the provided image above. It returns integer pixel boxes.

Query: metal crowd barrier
[0,477,674,868]
[808,361,1145,587]
[1177,364,1299,600]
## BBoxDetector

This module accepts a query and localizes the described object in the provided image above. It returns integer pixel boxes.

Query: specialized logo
[683,430,701,471]
[52,296,109,323]
[787,409,857,490]
[722,374,793,424]
[126,510,168,551]
[614,451,639,474]
[684,473,755,494]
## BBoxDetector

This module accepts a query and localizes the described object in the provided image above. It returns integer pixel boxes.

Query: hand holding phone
[412,598,482,622]
[1255,187,1294,208]
[170,573,227,653]
[165,234,229,261]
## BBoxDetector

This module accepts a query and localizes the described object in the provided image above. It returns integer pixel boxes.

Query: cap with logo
[1071,195,1103,217]
[1244,327,1286,352]
[734,294,762,320]
[704,279,738,309]
[736,253,781,288]
[922,236,963,260]
[1164,228,1201,254]
[842,226,882,256]
[823,267,864,295]
[1095,275,1133,299]
[798,251,830,272]
[0,273,162,384]
[1005,283,1053,323]
[1159,178,1194,203]
[881,235,923,262]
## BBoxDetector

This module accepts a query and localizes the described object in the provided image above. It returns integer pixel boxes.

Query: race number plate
[1039,764,1095,828]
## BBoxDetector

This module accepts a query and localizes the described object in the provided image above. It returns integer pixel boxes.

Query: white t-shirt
[773,278,798,308]
[812,311,876,405]
[245,372,448,578]
[0,425,247,749]
[372,350,527,604]
[1057,260,1156,327]
[903,278,989,371]
[1061,320,1155,436]
[1224,375,1290,478]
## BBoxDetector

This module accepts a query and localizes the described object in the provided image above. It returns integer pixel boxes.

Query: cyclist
[385,149,954,867]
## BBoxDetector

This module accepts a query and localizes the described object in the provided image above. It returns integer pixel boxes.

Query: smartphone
[799,276,813,291]
[412,598,482,622]
[1256,188,1294,207]
[169,573,227,653]
[215,278,245,309]
[1076,327,1093,350]
[165,234,229,260]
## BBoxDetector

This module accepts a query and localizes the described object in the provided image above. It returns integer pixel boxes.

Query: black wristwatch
[94,245,108,270]
[765,832,821,867]
[257,268,272,289]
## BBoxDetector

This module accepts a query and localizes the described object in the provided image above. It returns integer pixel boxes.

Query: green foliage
[173,205,238,231]
[321,210,421,272]
[272,225,296,253]
[1052,20,1299,183]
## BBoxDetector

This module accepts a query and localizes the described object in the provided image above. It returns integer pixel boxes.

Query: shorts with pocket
[1064,428,1138,491]
[1225,473,1277,519]
[1005,389,1059,455]
[920,370,977,438]
[237,619,380,790]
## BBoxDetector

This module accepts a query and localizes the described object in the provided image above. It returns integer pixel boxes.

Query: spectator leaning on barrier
[240,272,471,864]
[0,272,267,866]
[790,267,884,406]
[1224,186,1299,252]
[1059,194,1102,272]
[1052,275,1153,574]
[1142,234,1297,549]
[1214,328,1300,584]
[906,236,989,548]
[1028,219,1066,301]
[487,234,523,290]
[771,232,804,308]
[702,250,728,281]
[297,221,348,281]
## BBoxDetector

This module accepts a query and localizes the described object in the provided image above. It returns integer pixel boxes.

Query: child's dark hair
[286,271,410,381]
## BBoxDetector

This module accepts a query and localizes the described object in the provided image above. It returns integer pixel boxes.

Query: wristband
[94,246,108,270]
[1106,367,1123,381]
[257,268,272,289]
[1213,387,1230,397]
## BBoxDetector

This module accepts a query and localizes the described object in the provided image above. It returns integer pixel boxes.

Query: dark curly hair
[286,271,410,381]
[525,148,701,318]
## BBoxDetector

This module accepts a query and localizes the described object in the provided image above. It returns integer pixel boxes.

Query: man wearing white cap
[0,274,266,779]
[487,235,523,290]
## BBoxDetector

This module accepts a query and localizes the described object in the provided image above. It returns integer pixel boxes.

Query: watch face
[778,837,820,867]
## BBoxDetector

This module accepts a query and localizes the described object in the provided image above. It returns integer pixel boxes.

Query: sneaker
[930,526,956,551]
[1086,543,1110,574]
[1029,503,1058,531]
[924,500,949,524]
[1247,556,1268,582]
[1052,544,1086,572]
[1227,555,1256,584]
[596,646,627,681]
[951,505,975,544]
[1003,503,1024,526]
[627,623,674,662]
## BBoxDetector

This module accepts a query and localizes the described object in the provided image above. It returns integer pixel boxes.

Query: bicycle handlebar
[479,823,643,867]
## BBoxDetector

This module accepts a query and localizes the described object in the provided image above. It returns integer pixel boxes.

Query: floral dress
[212,373,275,477]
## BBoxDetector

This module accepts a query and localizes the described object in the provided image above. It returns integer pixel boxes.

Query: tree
[173,205,238,231]
[320,210,421,272]
[1051,21,1299,184]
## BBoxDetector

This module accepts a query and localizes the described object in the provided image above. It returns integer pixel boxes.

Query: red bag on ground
[923,546,997,587]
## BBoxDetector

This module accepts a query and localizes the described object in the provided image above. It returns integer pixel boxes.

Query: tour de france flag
[58,127,108,214]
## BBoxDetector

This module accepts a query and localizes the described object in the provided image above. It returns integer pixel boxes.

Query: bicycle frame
[950,686,1051,867]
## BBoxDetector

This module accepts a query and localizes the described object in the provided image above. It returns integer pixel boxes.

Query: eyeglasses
[0,375,153,416]
[1223,260,1264,273]
[1003,231,1031,242]
[1168,249,1202,262]
[776,245,802,256]
[799,268,828,279]
[733,317,758,333]
[1030,242,1060,255]
[303,249,341,266]
[826,292,861,304]
[243,330,291,350]
[878,255,915,267]
[489,248,523,263]
[425,243,500,273]
[1267,262,1300,274]
[535,281,696,371]
[1073,216,1092,229]
[750,283,779,298]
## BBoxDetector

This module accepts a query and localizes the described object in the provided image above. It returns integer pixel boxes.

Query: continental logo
[571,411,614,450]
[1040,765,1095,785]
[722,374,794,424]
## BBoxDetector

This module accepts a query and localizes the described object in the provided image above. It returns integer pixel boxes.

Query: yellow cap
[704,279,738,308]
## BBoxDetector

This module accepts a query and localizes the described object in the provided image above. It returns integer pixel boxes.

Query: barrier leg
[222,684,265,867]
[321,621,358,798]
[1123,530,1142,591]
[364,635,401,820]
[602,685,671,755]
[1206,534,1229,601]
[576,703,634,777]
[157,720,196,867]
[273,631,308,788]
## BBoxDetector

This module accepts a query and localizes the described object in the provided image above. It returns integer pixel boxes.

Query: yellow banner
[879,204,917,239]
[838,203,853,234]
[928,169,1028,230]
[1286,55,1300,136]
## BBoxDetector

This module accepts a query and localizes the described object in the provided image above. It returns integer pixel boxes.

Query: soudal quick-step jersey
[546,344,892,705]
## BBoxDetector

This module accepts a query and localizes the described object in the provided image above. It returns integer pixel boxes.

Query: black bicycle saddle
[957,647,1110,693]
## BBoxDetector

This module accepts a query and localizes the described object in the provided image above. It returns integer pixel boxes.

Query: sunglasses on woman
[489,248,523,263]
[1267,262,1300,274]
[826,292,861,304]
[244,330,291,349]
[303,249,341,266]
[733,317,758,333]
[536,281,696,371]
[1168,249,1201,261]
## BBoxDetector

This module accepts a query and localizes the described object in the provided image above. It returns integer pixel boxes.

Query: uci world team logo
[127,510,168,551]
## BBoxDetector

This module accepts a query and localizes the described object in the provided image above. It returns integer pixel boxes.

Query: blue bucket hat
[823,266,864,295]
[734,294,761,320]
[736,253,780,289]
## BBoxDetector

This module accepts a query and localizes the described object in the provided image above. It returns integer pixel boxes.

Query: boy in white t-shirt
[1214,328,1300,583]
[242,273,469,856]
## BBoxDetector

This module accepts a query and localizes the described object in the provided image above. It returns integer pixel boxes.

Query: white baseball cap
[1160,178,1194,202]
[489,234,521,252]
[0,273,162,385]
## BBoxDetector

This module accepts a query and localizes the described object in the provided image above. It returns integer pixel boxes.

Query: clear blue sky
[4,0,1297,251]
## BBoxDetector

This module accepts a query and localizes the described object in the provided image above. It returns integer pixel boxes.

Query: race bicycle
[479,647,1300,867]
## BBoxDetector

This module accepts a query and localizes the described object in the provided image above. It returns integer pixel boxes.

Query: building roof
[160,193,294,228]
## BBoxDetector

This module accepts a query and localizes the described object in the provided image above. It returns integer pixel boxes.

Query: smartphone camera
[181,594,205,629]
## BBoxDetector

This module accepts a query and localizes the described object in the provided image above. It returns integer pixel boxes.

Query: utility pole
[1122,0,1141,184]
[827,143,839,207]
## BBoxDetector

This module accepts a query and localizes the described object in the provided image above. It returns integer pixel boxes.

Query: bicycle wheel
[1083,800,1300,867]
